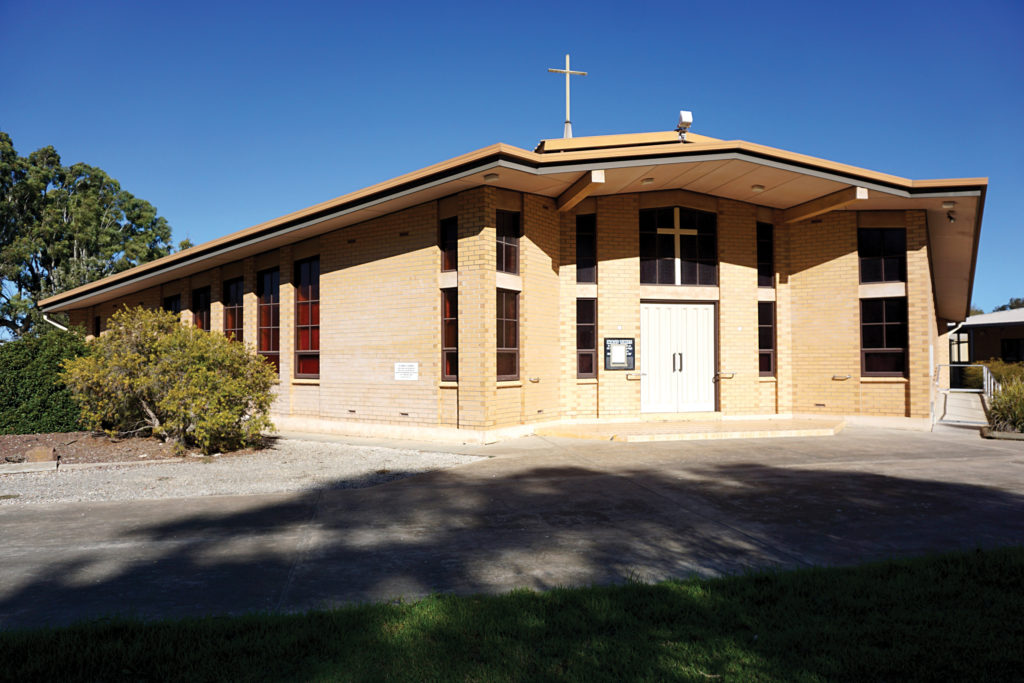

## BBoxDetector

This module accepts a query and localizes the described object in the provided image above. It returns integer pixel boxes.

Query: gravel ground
[0,438,484,505]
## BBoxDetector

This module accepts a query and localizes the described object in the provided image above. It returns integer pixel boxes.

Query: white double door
[641,303,716,413]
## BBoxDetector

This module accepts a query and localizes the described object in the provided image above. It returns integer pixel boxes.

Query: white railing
[934,363,1002,400]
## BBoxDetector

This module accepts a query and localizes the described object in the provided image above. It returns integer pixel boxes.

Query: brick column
[595,194,640,418]
[521,193,561,423]
[243,257,257,350]
[279,246,295,409]
[717,199,760,414]
[774,210,794,414]
[209,267,224,334]
[906,210,933,418]
[456,187,497,429]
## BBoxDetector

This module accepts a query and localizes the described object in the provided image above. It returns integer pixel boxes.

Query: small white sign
[610,344,627,366]
[394,362,418,381]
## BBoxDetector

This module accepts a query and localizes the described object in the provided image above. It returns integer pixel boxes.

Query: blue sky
[2,0,1021,312]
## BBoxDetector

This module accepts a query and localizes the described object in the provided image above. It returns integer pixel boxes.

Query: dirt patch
[0,432,264,465]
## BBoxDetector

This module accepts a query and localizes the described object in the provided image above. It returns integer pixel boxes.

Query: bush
[982,359,1024,385]
[0,327,87,434]
[61,306,276,453]
[988,379,1024,433]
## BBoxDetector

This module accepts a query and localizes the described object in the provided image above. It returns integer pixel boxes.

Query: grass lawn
[3,547,1021,681]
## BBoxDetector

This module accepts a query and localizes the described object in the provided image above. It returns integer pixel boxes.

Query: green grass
[3,547,1022,682]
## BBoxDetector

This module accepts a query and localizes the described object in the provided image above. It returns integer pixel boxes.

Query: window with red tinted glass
[257,268,280,372]
[440,217,458,271]
[222,277,244,341]
[442,289,457,380]
[192,287,211,330]
[295,257,320,378]
[497,288,518,380]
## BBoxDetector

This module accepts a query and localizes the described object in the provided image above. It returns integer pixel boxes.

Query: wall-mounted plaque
[394,362,419,380]
[604,338,635,370]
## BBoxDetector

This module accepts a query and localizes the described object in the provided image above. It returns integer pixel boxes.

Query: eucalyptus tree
[1,131,180,336]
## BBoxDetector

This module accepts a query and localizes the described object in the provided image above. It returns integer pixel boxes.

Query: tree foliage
[0,326,87,434]
[1,131,181,336]
[61,307,276,454]
[992,297,1024,313]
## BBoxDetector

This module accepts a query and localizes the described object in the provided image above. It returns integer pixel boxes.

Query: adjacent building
[39,125,987,440]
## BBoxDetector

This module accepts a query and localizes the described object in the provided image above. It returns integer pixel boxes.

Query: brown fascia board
[962,184,987,321]
[39,135,987,311]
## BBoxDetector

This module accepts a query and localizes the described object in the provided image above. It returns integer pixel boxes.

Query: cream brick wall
[788,211,861,414]
[521,193,561,423]
[717,198,760,414]
[594,194,641,418]
[905,210,933,418]
[456,186,497,428]
[62,188,943,432]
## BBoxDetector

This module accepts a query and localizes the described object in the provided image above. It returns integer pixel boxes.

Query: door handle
[677,352,683,372]
[671,353,677,372]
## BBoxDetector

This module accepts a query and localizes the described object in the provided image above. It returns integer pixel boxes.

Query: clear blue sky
[2,0,1021,312]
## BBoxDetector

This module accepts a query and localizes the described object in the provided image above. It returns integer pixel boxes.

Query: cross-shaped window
[640,206,717,285]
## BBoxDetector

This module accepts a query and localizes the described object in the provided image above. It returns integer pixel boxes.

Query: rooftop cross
[547,54,586,139]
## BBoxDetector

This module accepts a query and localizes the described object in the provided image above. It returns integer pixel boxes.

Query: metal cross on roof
[548,54,587,139]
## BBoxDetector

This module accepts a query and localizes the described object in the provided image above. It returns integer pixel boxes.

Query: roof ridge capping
[535,130,721,153]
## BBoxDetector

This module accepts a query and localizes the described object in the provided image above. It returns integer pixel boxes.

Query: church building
[40,120,987,441]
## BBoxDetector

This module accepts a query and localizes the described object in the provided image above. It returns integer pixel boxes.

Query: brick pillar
[279,246,295,399]
[717,199,760,414]
[521,193,561,423]
[243,257,257,350]
[210,267,224,334]
[906,209,933,418]
[595,194,640,418]
[456,187,497,429]
[774,210,794,414]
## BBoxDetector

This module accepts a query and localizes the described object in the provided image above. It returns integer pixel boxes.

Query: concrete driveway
[1,426,1023,630]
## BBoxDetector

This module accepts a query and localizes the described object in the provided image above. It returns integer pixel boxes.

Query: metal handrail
[934,363,1001,401]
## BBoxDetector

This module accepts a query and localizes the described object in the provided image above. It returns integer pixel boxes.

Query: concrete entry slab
[536,418,844,441]
[1,426,1022,630]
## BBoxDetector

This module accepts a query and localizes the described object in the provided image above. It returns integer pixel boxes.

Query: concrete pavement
[1,425,1023,630]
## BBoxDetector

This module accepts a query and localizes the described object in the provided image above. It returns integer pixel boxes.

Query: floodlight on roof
[676,111,693,141]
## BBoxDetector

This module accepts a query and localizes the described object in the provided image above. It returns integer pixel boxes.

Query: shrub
[0,327,87,434]
[988,379,1024,433]
[61,306,276,453]
[982,359,1024,385]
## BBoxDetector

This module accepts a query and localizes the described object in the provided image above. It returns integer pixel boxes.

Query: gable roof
[39,129,986,321]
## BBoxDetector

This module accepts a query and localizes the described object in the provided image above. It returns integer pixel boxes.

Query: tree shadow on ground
[2,456,1022,638]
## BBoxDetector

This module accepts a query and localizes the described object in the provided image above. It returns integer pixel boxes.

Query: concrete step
[536,418,844,442]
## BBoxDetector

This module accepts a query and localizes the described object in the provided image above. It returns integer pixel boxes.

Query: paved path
[2,426,1023,630]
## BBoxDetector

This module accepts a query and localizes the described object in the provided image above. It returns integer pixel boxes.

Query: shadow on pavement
[1,460,1022,630]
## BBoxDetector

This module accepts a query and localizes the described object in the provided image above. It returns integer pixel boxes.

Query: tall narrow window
[257,268,280,371]
[442,289,458,381]
[223,277,244,341]
[497,288,518,380]
[757,222,774,288]
[576,214,596,283]
[640,206,717,285]
[92,316,101,337]
[496,210,520,274]
[162,294,181,314]
[294,257,320,379]
[758,302,775,377]
[440,216,458,271]
[191,287,211,330]
[577,298,597,378]
[861,297,907,376]
[859,228,906,283]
